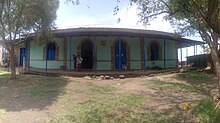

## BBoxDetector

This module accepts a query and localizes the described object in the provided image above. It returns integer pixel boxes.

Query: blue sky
[56,0,174,32]
[56,0,203,60]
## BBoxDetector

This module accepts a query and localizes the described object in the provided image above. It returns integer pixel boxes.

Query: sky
[56,0,174,32]
[55,0,203,61]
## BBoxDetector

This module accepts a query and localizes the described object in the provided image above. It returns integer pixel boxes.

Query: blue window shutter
[47,42,56,60]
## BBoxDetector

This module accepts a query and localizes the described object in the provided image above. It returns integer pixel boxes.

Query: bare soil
[0,72,217,123]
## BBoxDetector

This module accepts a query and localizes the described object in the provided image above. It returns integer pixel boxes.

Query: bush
[193,98,220,123]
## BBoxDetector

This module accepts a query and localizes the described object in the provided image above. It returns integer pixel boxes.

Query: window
[150,42,159,60]
[47,42,56,60]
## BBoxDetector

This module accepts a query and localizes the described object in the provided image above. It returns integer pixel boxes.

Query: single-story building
[15,27,203,71]
[187,54,211,68]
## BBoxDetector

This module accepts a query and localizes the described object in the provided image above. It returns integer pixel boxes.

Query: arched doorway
[150,42,159,60]
[115,41,126,69]
[81,41,93,69]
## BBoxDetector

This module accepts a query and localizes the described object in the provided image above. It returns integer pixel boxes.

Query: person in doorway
[76,54,83,71]
[73,54,77,70]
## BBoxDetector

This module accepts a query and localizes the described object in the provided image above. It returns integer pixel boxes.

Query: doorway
[81,41,93,69]
[115,41,126,69]
[20,48,26,66]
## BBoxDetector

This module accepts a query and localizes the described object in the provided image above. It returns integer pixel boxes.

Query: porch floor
[24,68,180,78]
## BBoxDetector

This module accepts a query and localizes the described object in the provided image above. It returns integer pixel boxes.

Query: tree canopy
[0,0,59,79]
[131,0,220,98]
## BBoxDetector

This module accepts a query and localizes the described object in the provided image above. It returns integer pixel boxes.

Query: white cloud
[56,1,202,61]
[57,16,99,29]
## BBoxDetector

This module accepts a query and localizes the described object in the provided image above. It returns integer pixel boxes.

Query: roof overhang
[53,27,204,48]
[177,38,204,48]
[15,27,204,48]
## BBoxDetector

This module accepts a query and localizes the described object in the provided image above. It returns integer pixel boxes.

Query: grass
[177,72,209,80]
[48,72,214,123]
[0,109,6,116]
[49,81,179,123]
[0,71,215,122]
[0,70,11,78]
[0,70,10,74]
[88,83,117,94]
[147,81,202,93]
[193,98,220,123]
[26,76,69,103]
[49,92,170,123]
[27,87,59,103]
[144,71,211,93]
[49,92,179,123]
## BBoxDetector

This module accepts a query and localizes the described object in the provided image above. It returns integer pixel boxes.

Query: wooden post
[144,38,147,71]
[93,36,97,70]
[69,37,72,71]
[163,39,166,69]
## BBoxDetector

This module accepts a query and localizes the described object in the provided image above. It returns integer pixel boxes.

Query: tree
[131,0,220,98]
[0,0,59,79]
[200,44,210,54]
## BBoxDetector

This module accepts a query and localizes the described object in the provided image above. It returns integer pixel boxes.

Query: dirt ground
[0,71,217,123]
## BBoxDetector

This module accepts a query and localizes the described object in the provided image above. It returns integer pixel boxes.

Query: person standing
[73,54,77,70]
[76,54,83,71]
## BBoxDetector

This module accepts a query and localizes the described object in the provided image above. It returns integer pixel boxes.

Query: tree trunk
[9,44,16,79]
[210,49,220,99]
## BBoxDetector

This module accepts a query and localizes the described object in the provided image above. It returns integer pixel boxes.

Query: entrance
[115,41,126,69]
[81,41,93,69]
[20,48,26,66]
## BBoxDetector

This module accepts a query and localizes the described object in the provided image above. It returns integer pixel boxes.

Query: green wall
[96,36,114,70]
[29,36,177,70]
[30,38,64,69]
[144,39,177,69]
[127,37,141,69]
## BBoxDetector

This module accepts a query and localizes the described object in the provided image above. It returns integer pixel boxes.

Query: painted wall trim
[163,39,166,69]
[69,37,72,71]
[93,36,97,70]
[144,38,147,71]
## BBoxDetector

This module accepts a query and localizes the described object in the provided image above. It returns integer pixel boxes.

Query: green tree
[131,0,220,98]
[0,0,59,79]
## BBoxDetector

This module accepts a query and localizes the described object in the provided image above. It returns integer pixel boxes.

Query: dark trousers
[74,60,77,70]
[77,64,81,71]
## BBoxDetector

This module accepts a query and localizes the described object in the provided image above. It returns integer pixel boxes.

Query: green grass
[177,72,209,80]
[0,109,6,116]
[0,71,10,74]
[26,76,68,103]
[0,70,11,78]
[0,72,211,122]
[88,84,117,94]
[49,93,178,123]
[193,98,220,123]
[49,88,179,123]
[50,93,149,123]
[27,87,59,103]
[146,81,202,93]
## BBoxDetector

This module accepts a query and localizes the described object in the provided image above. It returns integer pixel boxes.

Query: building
[186,54,211,68]
[15,27,203,71]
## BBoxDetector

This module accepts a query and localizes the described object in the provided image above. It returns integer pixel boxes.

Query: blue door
[115,41,126,69]
[20,48,26,66]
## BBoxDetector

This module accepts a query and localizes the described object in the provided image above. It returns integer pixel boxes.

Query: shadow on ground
[175,72,218,97]
[0,73,69,112]
[136,72,218,122]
